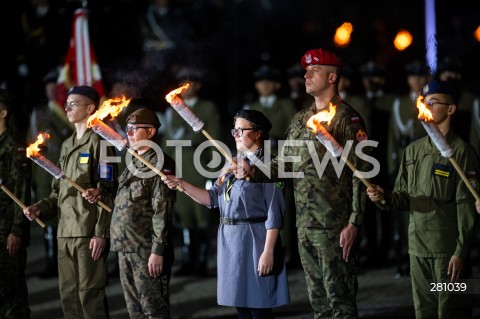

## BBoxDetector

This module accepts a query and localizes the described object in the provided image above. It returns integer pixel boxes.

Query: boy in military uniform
[110,107,176,318]
[368,80,479,318]
[24,85,116,319]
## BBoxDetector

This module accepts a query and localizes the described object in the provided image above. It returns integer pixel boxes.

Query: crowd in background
[1,0,480,140]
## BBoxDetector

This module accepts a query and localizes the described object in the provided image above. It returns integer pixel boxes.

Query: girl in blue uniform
[162,110,290,319]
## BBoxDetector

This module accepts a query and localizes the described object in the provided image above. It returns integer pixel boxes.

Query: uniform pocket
[130,180,151,201]
[430,165,454,201]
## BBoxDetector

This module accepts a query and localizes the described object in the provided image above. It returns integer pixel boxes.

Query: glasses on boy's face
[125,125,154,133]
[425,99,451,108]
[64,102,90,111]
[231,127,256,137]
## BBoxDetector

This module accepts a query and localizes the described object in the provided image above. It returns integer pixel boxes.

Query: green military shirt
[162,98,221,184]
[387,95,426,178]
[162,98,221,227]
[247,97,296,143]
[254,96,369,230]
[36,129,117,238]
[110,148,176,256]
[382,131,479,258]
[0,130,28,236]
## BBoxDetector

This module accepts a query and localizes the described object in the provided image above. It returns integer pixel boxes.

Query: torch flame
[416,96,433,122]
[306,103,337,132]
[165,83,190,103]
[26,133,50,158]
[86,95,131,128]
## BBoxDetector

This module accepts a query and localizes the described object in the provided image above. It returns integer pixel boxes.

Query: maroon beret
[301,48,342,69]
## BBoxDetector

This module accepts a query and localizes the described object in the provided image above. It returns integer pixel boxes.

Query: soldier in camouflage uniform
[24,86,116,319]
[245,48,370,318]
[111,108,176,319]
[0,89,31,318]
[368,81,478,319]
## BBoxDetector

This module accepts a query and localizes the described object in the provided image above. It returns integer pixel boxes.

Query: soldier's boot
[196,228,209,276]
[39,225,58,279]
[174,228,195,276]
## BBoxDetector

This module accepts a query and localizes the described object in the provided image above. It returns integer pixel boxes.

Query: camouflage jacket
[0,130,30,237]
[36,129,117,238]
[252,96,369,230]
[110,148,176,256]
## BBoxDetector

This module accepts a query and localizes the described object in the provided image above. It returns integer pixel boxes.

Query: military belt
[219,216,267,225]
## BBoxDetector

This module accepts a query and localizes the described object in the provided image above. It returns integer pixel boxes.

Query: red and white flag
[54,8,105,110]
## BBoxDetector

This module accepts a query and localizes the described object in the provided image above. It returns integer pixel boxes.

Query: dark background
[1,0,479,136]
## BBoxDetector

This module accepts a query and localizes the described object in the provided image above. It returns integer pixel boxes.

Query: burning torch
[417,96,480,202]
[0,178,45,228]
[165,84,233,164]
[26,133,113,212]
[86,97,184,192]
[306,104,384,203]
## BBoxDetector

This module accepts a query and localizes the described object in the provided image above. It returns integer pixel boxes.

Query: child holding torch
[162,110,290,319]
[367,80,479,318]
[23,86,117,319]
[110,107,176,318]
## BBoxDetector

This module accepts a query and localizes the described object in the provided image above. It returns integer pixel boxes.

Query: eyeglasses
[425,99,451,108]
[231,127,256,137]
[64,102,90,111]
[126,125,154,133]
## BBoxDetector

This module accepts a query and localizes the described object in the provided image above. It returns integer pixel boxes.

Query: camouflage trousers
[410,255,473,319]
[118,251,172,319]
[297,228,358,319]
[0,235,30,319]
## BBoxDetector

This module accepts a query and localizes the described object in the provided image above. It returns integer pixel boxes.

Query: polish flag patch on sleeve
[162,167,173,175]
[351,116,360,124]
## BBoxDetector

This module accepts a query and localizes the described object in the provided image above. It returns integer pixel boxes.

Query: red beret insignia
[356,129,368,141]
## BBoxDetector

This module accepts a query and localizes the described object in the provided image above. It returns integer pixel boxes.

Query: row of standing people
[3,47,480,319]
[240,49,480,318]
[32,53,480,279]
[20,83,290,319]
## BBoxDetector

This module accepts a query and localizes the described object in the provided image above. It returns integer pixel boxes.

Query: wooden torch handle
[0,184,45,228]
[62,176,113,212]
[127,148,184,192]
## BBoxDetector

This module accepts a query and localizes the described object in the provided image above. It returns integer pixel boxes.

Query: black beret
[67,85,100,106]
[43,69,59,84]
[437,57,463,74]
[360,61,385,77]
[405,60,430,76]
[422,80,460,104]
[235,109,272,133]
[126,108,161,128]
[287,64,304,78]
[254,65,281,82]
[176,66,203,82]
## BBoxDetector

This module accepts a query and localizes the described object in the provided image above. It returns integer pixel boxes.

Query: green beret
[126,108,161,128]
